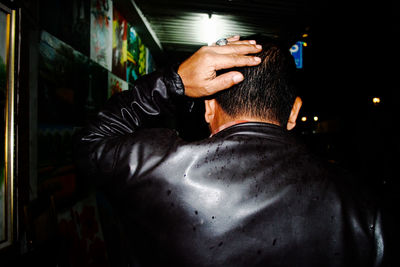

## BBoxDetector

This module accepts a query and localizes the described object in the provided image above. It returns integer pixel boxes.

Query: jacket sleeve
[74,66,186,189]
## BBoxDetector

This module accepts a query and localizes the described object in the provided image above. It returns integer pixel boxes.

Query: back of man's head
[215,37,297,126]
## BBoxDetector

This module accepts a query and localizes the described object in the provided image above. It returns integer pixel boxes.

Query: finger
[210,36,242,46]
[226,35,240,42]
[209,41,254,47]
[207,71,244,93]
[213,43,262,55]
[213,54,262,70]
[229,40,257,45]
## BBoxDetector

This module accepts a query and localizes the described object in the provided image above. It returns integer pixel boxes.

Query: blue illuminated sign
[290,41,303,69]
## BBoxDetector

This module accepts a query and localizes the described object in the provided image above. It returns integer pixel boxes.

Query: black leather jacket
[75,67,386,267]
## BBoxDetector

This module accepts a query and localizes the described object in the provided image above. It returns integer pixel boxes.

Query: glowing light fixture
[313,116,319,122]
[303,42,308,47]
[301,116,307,122]
[372,97,381,104]
[200,14,220,45]
[302,33,308,38]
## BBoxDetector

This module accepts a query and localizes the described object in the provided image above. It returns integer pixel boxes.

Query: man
[75,36,386,266]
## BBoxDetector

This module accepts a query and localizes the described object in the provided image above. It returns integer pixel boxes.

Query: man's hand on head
[178,36,262,98]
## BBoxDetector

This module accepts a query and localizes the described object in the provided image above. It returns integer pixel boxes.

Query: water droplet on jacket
[195,210,198,215]
[272,239,277,246]
[218,241,223,247]
[212,216,215,219]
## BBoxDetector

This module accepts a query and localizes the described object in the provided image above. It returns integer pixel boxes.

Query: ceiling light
[200,14,220,45]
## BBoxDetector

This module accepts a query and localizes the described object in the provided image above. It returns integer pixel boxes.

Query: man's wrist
[166,63,185,96]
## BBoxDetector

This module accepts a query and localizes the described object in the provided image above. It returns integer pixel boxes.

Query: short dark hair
[215,38,297,126]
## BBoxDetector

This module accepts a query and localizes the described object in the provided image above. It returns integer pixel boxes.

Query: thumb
[208,71,244,93]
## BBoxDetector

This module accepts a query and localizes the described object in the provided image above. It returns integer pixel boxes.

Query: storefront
[0,0,161,265]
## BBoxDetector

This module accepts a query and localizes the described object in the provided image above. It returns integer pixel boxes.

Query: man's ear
[287,97,302,130]
[204,99,217,124]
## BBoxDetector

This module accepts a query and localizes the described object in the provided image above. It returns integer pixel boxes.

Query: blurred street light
[372,97,381,105]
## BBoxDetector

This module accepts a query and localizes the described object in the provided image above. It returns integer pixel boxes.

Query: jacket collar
[210,120,250,137]
[212,122,297,144]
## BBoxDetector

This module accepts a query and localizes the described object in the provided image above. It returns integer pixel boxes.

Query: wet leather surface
[75,68,385,267]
